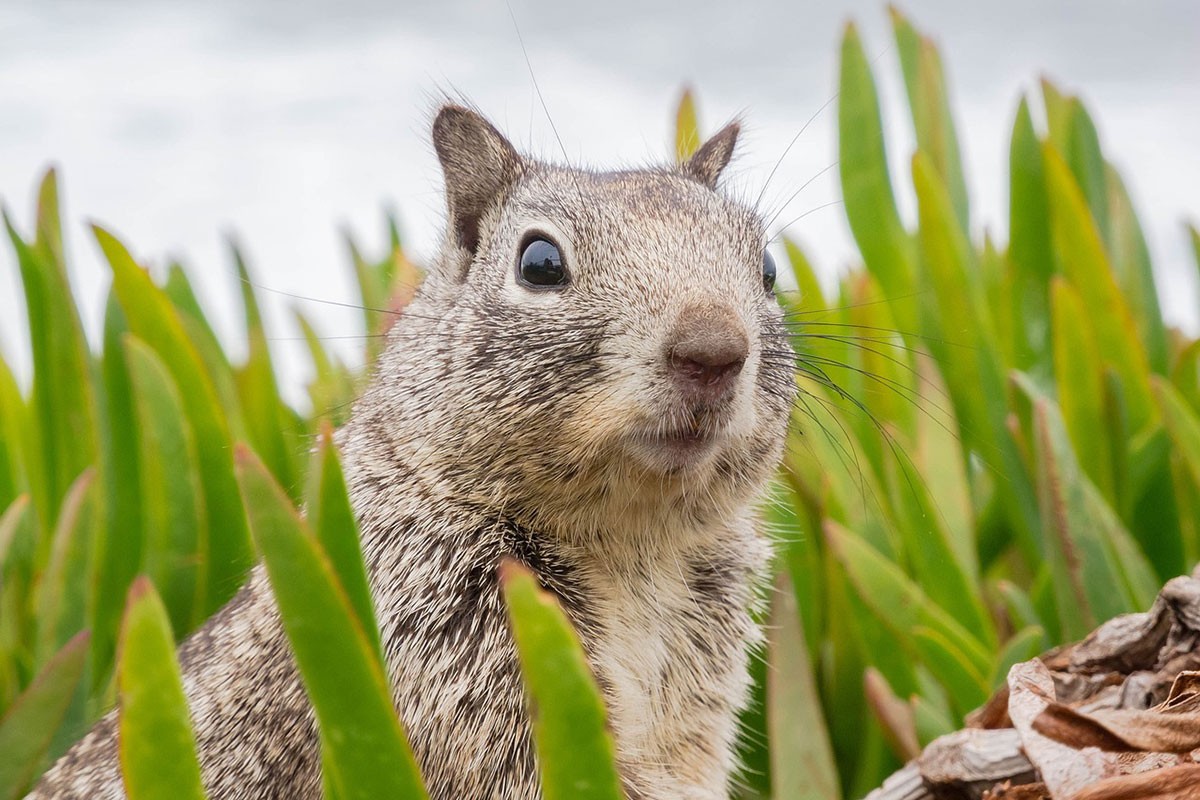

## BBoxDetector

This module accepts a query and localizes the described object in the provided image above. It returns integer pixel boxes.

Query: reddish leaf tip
[497,557,530,587]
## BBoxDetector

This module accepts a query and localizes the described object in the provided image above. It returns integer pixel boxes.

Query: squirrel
[29,104,798,800]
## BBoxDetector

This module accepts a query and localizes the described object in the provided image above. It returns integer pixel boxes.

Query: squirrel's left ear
[682,121,739,188]
[433,105,524,255]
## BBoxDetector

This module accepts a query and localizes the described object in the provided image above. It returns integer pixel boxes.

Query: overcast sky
[1,0,1198,406]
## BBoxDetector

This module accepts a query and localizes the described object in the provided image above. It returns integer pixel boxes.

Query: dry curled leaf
[864,572,1200,800]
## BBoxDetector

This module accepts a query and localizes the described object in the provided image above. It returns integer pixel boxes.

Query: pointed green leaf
[6,200,99,537]
[838,23,916,323]
[117,577,206,800]
[0,631,89,800]
[124,337,207,634]
[92,293,144,682]
[232,244,298,497]
[890,9,969,232]
[236,447,427,800]
[34,470,97,665]
[163,265,246,440]
[1043,145,1154,432]
[94,226,252,613]
[1107,166,1169,375]
[1007,97,1053,368]
[305,425,382,666]
[500,560,623,800]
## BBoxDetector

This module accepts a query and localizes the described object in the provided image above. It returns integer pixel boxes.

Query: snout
[665,302,749,407]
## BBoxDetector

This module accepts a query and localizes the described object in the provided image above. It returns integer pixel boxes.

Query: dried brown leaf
[1067,763,1200,800]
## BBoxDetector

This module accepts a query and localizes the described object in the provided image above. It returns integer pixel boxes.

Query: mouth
[628,420,723,472]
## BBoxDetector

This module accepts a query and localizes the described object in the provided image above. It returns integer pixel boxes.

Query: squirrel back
[30,105,797,800]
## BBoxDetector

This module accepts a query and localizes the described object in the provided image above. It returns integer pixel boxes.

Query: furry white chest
[581,537,765,800]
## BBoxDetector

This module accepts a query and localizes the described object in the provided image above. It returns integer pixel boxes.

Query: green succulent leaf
[0,630,89,800]
[501,560,623,800]
[117,577,206,800]
[236,447,427,800]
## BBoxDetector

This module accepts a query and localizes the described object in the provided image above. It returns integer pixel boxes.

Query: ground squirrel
[30,104,798,799]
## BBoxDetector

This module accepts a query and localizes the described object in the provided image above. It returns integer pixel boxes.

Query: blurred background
[1,0,1197,407]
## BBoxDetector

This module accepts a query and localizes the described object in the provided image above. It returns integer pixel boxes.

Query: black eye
[762,250,777,293]
[518,237,568,288]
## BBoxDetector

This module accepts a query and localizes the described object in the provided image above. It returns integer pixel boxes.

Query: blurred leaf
[910,625,989,714]
[1043,145,1155,433]
[92,294,144,683]
[0,356,25,512]
[1063,98,1111,248]
[783,237,827,313]
[890,9,969,232]
[295,312,357,427]
[1051,277,1115,501]
[1189,223,1200,283]
[674,87,701,162]
[994,579,1044,634]
[236,447,427,800]
[912,151,1039,556]
[1007,97,1053,370]
[884,442,993,647]
[501,561,622,800]
[823,519,990,676]
[94,226,253,613]
[117,577,206,800]
[864,666,920,762]
[6,178,99,537]
[838,22,916,326]
[0,631,89,800]
[991,626,1047,687]
[1040,78,1072,151]
[232,243,299,498]
[0,496,33,712]
[163,265,246,441]
[34,469,97,666]
[768,570,840,800]
[125,337,207,634]
[1023,378,1155,639]
[1154,377,1200,524]
[911,692,956,747]
[1107,167,1168,375]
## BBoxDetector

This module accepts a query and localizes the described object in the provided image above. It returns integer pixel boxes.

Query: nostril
[669,352,745,387]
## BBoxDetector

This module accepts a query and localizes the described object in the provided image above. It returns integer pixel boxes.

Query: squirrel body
[30,106,797,799]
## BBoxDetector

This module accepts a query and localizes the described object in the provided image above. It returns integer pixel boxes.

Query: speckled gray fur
[29,105,797,800]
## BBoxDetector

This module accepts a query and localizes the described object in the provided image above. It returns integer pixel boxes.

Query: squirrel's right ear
[433,105,524,255]
[682,121,739,189]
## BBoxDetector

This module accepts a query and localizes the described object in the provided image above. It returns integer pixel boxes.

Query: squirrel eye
[762,250,777,293]
[518,237,568,289]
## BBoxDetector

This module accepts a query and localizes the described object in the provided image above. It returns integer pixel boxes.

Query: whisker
[767,200,844,243]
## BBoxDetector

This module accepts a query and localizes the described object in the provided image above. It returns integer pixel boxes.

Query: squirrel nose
[666,303,749,405]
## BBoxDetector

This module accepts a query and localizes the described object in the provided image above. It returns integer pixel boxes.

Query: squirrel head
[350,104,796,538]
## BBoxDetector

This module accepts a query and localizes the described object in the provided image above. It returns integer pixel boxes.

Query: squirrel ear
[682,121,739,188]
[432,105,524,254]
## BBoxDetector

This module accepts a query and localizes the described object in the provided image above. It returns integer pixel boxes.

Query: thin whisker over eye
[767,200,844,244]
[761,161,839,232]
